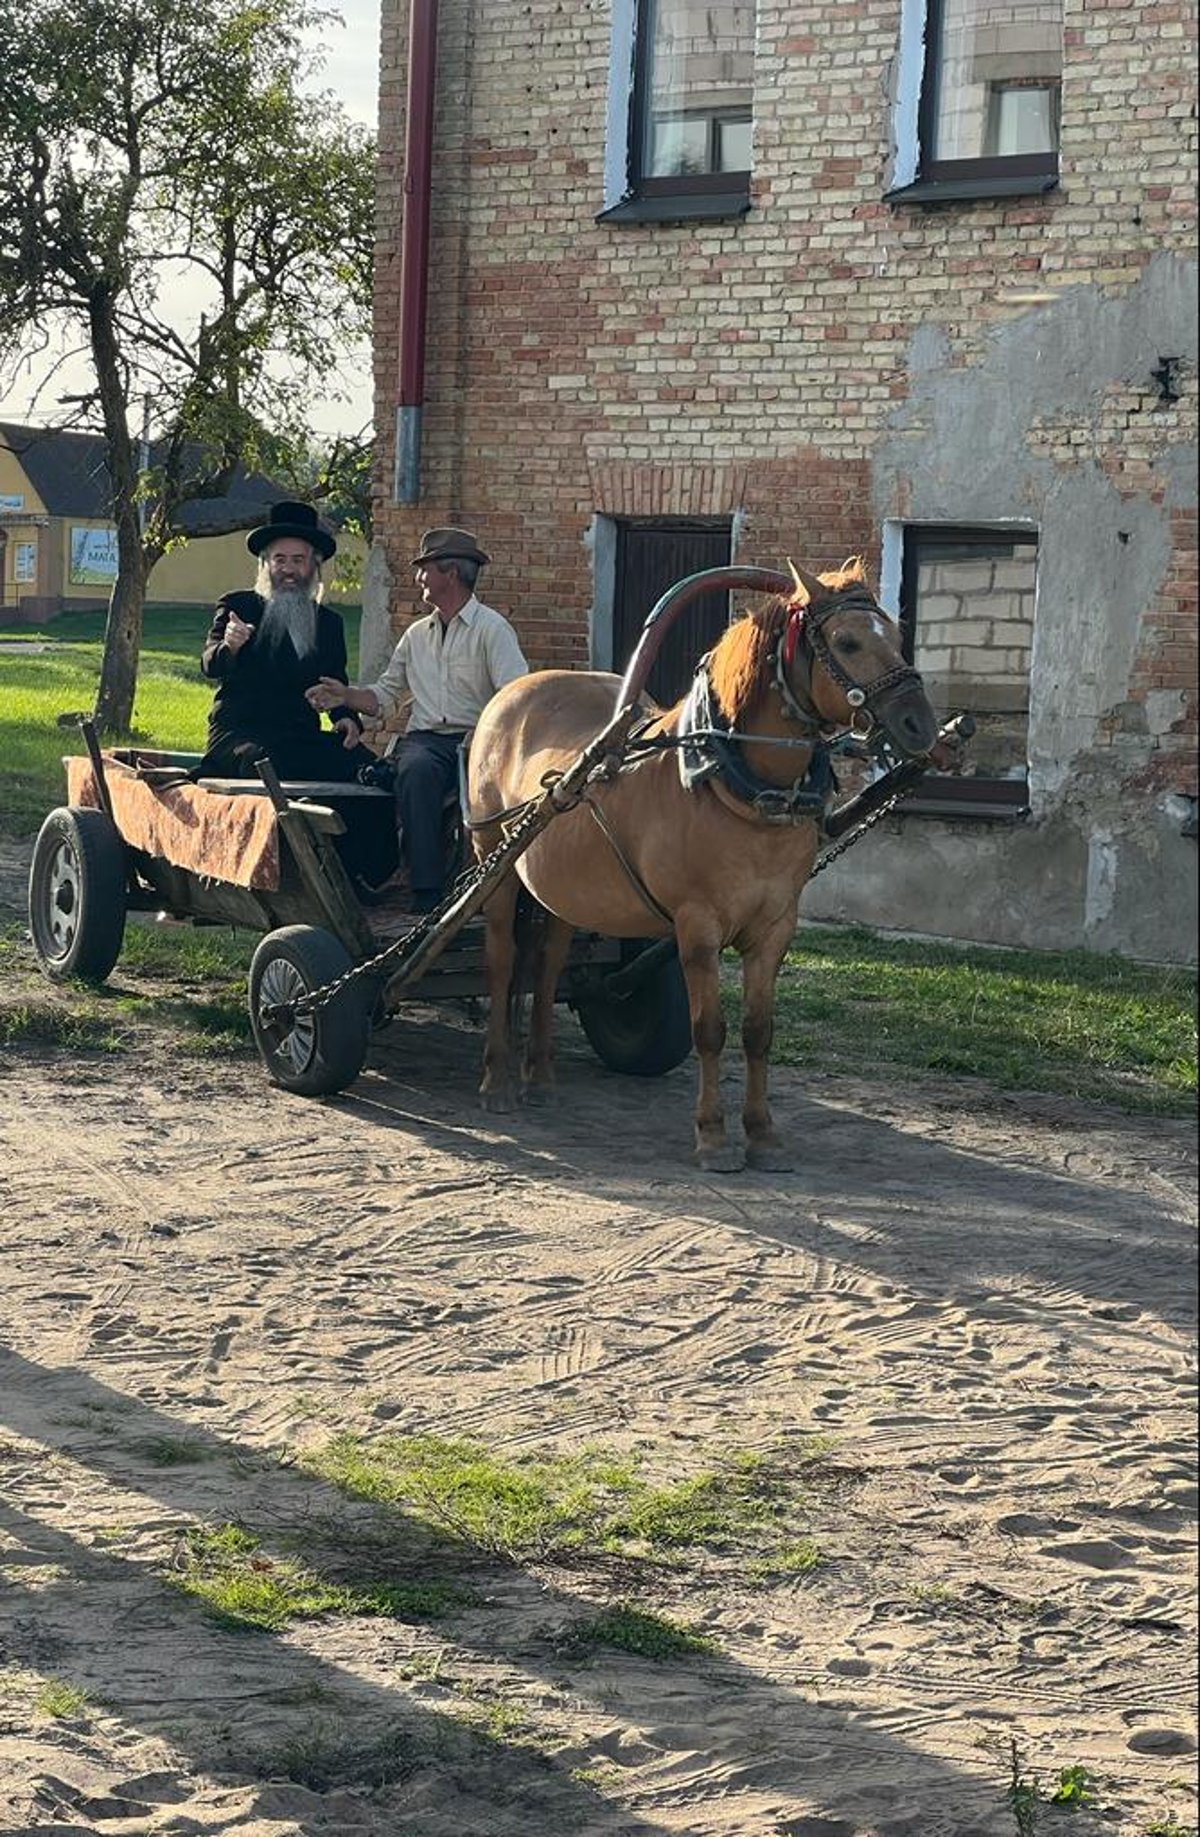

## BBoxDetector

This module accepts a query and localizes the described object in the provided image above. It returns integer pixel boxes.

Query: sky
[0,0,382,441]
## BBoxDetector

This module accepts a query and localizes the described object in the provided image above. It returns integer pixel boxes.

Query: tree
[0,0,374,733]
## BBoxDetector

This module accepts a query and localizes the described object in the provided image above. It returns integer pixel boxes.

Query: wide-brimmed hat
[247,501,336,561]
[412,526,490,568]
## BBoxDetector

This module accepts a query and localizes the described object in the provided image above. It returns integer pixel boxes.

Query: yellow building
[1,423,363,623]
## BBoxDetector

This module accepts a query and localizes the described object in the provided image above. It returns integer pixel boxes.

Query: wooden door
[612,520,732,706]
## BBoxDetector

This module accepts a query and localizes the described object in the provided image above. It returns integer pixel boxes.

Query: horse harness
[577,584,917,923]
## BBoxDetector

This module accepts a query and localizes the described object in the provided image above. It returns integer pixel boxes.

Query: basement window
[896,526,1035,818]
[599,0,755,224]
[886,0,1062,204]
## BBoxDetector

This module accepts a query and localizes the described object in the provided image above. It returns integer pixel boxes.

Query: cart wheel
[248,925,371,1096]
[575,940,693,1076]
[28,806,128,983]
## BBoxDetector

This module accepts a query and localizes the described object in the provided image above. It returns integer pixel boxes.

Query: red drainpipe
[393,0,439,504]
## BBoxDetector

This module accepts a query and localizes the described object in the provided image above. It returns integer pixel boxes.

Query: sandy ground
[0,839,1196,1837]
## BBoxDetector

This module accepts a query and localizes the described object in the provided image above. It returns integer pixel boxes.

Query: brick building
[368,0,1198,963]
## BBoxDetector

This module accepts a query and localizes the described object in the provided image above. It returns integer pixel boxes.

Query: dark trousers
[392,728,466,899]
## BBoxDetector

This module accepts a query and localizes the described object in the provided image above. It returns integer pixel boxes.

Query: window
[898,526,1035,816]
[600,0,755,223]
[887,0,1062,202]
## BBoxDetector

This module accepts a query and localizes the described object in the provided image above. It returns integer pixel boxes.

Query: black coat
[199,591,361,777]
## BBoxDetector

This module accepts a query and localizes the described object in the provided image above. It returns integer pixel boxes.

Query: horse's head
[781,561,940,758]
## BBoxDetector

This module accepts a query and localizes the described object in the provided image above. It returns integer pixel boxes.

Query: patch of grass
[36,1679,91,1720]
[0,994,130,1052]
[169,1521,465,1632]
[1146,1816,1198,1837]
[303,1433,817,1568]
[749,1538,823,1581]
[566,1603,717,1661]
[752,924,1197,1117]
[241,1721,416,1792]
[130,1434,213,1468]
[0,604,361,838]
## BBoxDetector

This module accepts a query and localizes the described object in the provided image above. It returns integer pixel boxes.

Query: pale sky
[0,0,382,440]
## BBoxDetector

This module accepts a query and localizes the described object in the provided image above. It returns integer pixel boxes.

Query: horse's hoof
[521,1082,557,1108]
[696,1144,746,1174]
[745,1141,795,1172]
[479,1087,516,1114]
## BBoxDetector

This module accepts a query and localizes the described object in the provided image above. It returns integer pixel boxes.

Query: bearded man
[199,500,374,783]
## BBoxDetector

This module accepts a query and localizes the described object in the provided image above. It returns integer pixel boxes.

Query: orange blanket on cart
[66,756,281,891]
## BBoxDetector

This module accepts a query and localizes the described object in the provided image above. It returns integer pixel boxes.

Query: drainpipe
[393,0,439,505]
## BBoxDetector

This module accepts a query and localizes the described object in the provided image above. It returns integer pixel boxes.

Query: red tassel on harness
[782,603,805,673]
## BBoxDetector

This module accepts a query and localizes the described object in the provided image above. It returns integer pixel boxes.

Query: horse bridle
[776,587,924,735]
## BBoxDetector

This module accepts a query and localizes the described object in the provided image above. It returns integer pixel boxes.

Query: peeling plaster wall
[803,255,1198,963]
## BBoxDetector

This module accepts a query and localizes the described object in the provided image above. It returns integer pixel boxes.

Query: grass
[169,1521,465,1633]
[0,915,255,1059]
[757,924,1197,1117]
[35,1679,92,1720]
[0,603,361,836]
[565,1603,716,1661]
[301,1432,826,1568]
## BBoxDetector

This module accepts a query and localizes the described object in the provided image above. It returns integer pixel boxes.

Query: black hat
[247,501,336,561]
[413,526,490,568]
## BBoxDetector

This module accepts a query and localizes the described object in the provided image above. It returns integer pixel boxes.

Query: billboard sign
[70,526,119,584]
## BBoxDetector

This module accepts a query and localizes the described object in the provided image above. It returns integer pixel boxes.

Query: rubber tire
[575,939,693,1077]
[248,925,371,1097]
[28,805,128,983]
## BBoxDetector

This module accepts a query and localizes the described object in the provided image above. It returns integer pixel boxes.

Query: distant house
[0,423,361,622]
[367,0,1197,964]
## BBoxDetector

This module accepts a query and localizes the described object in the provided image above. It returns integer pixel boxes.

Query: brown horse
[467,561,940,1171]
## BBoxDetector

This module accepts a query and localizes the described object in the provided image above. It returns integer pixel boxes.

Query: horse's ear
[841,554,867,583]
[788,561,827,605]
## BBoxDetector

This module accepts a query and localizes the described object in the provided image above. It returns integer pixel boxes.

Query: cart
[27,711,693,1098]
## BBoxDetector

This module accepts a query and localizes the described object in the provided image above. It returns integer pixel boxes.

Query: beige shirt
[368,596,528,730]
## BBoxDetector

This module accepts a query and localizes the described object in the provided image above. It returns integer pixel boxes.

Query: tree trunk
[93,544,149,735]
[89,286,150,737]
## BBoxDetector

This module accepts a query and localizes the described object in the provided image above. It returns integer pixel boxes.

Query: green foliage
[761,925,1197,1116]
[0,0,375,729]
[35,1679,91,1719]
[1145,1816,1198,1837]
[566,1603,717,1661]
[170,1522,464,1632]
[302,1433,817,1569]
[1049,1764,1096,1806]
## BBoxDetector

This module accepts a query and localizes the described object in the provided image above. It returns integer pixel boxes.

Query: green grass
[302,1433,822,1568]
[35,1679,92,1720]
[758,925,1197,1117]
[0,603,361,836]
[565,1603,716,1661]
[169,1521,464,1632]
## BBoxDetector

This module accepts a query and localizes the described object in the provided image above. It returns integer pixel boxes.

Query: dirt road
[0,856,1195,1836]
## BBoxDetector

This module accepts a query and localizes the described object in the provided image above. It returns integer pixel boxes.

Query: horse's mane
[707,557,868,724]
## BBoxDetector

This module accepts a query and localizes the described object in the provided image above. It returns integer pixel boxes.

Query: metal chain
[271,781,553,1023]
[810,776,922,879]
[264,751,930,1031]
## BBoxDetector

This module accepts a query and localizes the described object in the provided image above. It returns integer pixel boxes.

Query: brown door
[613,520,732,706]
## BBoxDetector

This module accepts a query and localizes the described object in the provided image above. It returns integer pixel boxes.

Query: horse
[467,559,940,1171]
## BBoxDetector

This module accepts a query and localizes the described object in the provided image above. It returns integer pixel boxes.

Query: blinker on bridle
[776,587,921,732]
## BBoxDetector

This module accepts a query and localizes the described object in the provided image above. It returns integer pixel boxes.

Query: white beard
[258,588,318,658]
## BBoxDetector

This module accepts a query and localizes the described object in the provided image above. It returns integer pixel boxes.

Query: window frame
[886,0,1061,205]
[897,522,1035,821]
[598,0,753,225]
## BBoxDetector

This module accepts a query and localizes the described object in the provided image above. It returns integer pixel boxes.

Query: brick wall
[371,0,1197,954]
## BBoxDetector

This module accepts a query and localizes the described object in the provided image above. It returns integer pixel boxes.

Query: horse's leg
[740,920,797,1171]
[479,873,521,1112]
[676,911,742,1173]
[522,913,574,1104]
